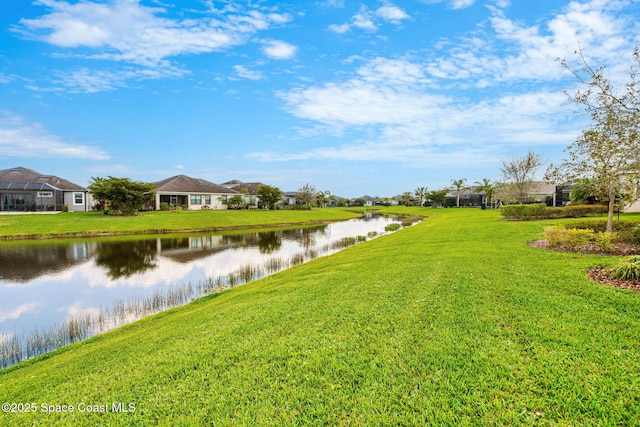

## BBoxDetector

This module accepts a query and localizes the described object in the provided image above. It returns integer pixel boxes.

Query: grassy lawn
[0,208,363,239]
[2,208,640,426]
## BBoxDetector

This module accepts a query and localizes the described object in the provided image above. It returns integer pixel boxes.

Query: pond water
[0,213,411,367]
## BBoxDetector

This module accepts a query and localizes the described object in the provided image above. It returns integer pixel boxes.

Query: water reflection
[0,214,417,368]
[0,242,94,282]
[0,226,327,283]
[257,231,282,253]
[94,241,158,279]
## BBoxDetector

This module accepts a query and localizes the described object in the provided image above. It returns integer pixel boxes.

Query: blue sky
[1,0,639,198]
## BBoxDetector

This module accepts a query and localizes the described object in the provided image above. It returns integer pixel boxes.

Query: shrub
[159,202,170,211]
[385,223,401,232]
[501,204,608,221]
[562,204,608,218]
[595,232,615,253]
[500,203,547,220]
[544,226,595,250]
[609,256,640,280]
[401,215,422,227]
[568,220,607,232]
[545,226,567,248]
[568,221,640,245]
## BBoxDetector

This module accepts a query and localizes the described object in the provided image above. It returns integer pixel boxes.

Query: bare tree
[500,151,543,204]
[559,46,640,115]
[548,48,640,232]
[296,183,317,209]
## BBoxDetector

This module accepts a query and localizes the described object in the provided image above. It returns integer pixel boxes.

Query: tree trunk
[607,187,616,233]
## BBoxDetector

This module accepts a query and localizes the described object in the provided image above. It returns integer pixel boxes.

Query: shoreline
[0,219,348,241]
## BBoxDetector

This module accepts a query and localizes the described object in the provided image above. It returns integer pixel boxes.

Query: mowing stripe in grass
[1,208,639,426]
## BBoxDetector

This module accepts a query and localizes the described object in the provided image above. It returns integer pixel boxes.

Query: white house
[153,175,238,210]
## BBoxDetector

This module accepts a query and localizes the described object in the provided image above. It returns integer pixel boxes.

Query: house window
[204,195,211,205]
[190,195,202,205]
[37,191,53,198]
[73,192,84,205]
[221,195,227,205]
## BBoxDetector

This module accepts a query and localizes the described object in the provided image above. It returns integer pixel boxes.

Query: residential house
[220,180,266,207]
[152,175,238,210]
[361,195,380,207]
[0,167,90,212]
[447,186,484,207]
[452,182,559,207]
[282,191,297,206]
[527,181,558,206]
[393,194,419,206]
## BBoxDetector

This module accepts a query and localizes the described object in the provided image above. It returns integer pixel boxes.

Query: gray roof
[361,195,379,202]
[221,180,243,185]
[154,175,238,194]
[221,180,267,195]
[0,167,87,191]
[529,181,556,195]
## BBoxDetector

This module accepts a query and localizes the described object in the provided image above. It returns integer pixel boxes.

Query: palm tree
[451,178,467,207]
[401,192,413,207]
[474,178,495,208]
[316,190,330,208]
[414,186,428,207]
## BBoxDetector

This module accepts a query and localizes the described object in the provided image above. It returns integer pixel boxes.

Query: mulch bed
[529,239,640,292]
[587,267,640,291]
[528,239,637,256]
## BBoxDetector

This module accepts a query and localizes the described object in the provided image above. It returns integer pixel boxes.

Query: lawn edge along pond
[0,208,364,240]
[2,208,640,426]
[0,211,421,369]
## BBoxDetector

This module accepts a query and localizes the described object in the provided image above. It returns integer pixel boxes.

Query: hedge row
[500,203,608,220]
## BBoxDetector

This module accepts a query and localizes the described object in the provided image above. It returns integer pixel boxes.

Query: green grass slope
[2,208,640,426]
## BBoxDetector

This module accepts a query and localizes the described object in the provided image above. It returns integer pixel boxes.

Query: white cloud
[262,40,297,59]
[417,0,476,9]
[0,302,40,323]
[0,73,14,84]
[376,5,411,23]
[356,57,429,85]
[261,54,579,167]
[328,23,350,34]
[14,0,293,91]
[352,8,377,32]
[425,0,636,86]
[328,2,409,33]
[261,0,638,169]
[320,0,345,7]
[451,0,476,9]
[234,65,264,80]
[0,111,110,160]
